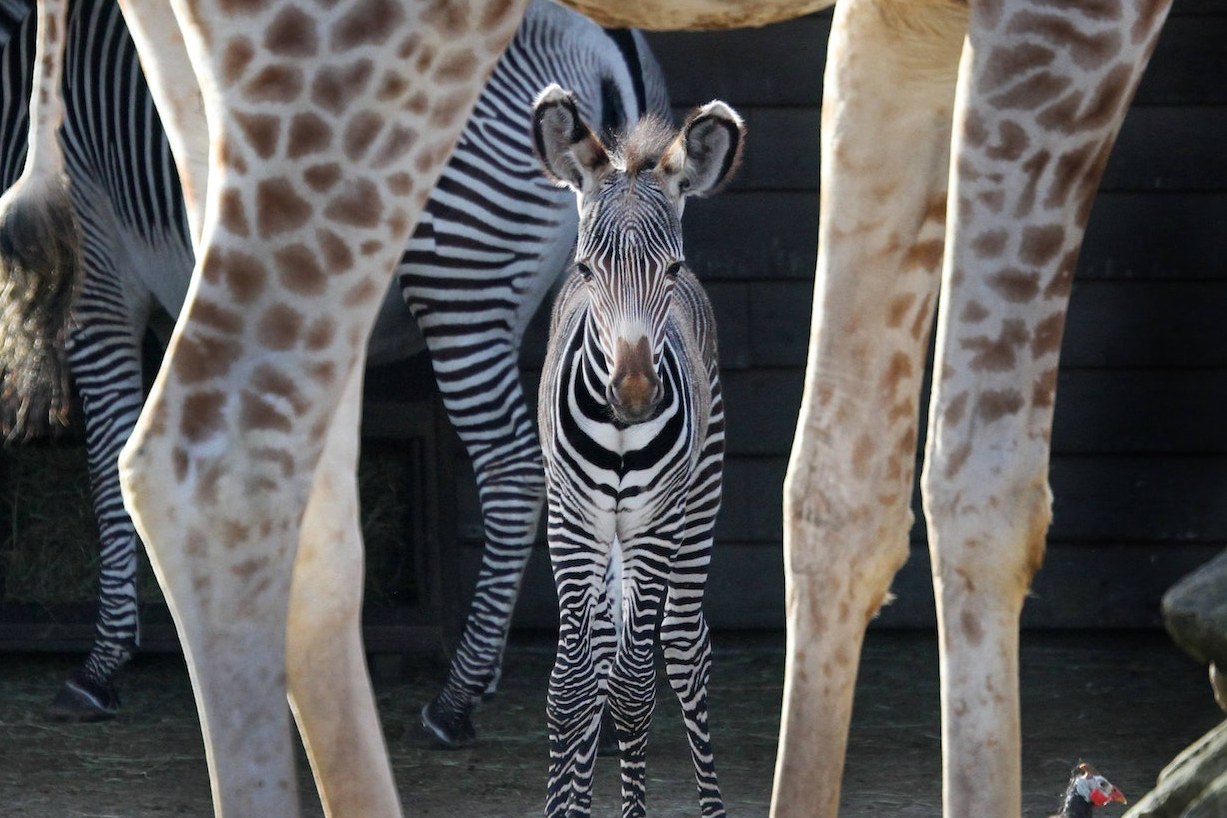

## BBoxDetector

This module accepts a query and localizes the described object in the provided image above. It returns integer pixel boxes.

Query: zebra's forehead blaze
[576,171,683,270]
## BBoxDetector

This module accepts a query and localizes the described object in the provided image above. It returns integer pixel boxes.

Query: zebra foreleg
[547,594,616,818]
[545,498,617,818]
[661,606,724,817]
[607,571,670,818]
[662,433,725,816]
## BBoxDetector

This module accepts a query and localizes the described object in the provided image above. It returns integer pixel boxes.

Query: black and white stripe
[533,88,743,818]
[0,0,670,731]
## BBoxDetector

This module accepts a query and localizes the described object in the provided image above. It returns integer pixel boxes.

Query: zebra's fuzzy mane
[613,115,677,178]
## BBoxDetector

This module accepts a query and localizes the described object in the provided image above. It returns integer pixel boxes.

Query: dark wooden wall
[444,2,1227,632]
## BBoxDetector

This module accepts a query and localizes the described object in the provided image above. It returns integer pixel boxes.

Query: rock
[1163,550,1227,672]
[1184,769,1227,818]
[1125,718,1227,818]
[1211,663,1227,713]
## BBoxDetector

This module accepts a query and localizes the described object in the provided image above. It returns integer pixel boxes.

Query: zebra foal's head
[532,84,743,424]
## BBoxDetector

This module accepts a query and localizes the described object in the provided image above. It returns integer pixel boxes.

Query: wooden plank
[1052,370,1227,455]
[731,280,1227,369]
[722,366,1227,459]
[1047,455,1227,542]
[704,453,1227,545]
[644,15,828,108]
[1137,16,1227,105]
[722,369,805,456]
[1063,280,1227,368]
[682,192,818,282]
[1106,107,1227,192]
[881,541,1221,630]
[744,280,813,367]
[1080,192,1227,280]
[682,190,1227,284]
[446,538,1221,631]
[0,604,448,654]
[707,282,752,369]
[696,107,1226,193]
[644,14,1227,108]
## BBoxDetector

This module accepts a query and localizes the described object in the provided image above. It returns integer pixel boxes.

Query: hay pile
[0,441,423,609]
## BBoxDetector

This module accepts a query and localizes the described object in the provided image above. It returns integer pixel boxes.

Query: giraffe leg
[114,0,526,813]
[286,363,401,818]
[114,0,207,245]
[923,2,1172,815]
[120,395,307,817]
[771,2,967,816]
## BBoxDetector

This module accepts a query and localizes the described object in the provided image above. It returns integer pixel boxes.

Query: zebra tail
[0,169,81,440]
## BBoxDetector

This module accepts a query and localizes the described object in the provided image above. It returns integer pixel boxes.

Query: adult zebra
[532,86,742,818]
[0,0,669,743]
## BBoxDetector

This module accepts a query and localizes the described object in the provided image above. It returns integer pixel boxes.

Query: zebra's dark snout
[608,337,662,423]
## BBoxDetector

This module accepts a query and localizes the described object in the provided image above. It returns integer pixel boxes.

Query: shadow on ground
[0,631,1219,817]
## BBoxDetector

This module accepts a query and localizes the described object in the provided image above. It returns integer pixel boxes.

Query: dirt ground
[0,630,1221,818]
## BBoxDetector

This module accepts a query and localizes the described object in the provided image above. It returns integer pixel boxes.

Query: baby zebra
[532,84,743,818]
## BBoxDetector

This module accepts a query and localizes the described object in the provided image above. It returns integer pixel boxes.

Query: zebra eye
[665,261,684,279]
[575,262,594,281]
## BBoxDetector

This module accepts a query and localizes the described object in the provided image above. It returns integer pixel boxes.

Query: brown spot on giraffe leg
[243,64,305,102]
[264,5,319,57]
[287,113,333,159]
[256,303,304,350]
[323,178,383,228]
[311,59,374,116]
[274,244,327,295]
[960,318,1029,371]
[222,37,256,85]
[256,178,313,237]
[342,112,385,161]
[975,389,1025,423]
[181,391,227,442]
[234,112,281,159]
[172,333,242,384]
[330,0,405,50]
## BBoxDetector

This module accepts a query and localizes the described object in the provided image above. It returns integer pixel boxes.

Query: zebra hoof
[46,671,119,722]
[419,700,476,749]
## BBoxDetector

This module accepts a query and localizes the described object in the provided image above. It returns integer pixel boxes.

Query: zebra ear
[532,84,612,197]
[659,100,744,200]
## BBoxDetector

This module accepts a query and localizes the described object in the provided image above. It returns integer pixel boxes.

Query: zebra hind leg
[419,462,543,747]
[46,287,149,721]
[418,341,546,747]
[47,535,139,721]
[47,640,128,721]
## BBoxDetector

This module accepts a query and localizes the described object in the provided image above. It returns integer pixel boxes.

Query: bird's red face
[1088,783,1127,807]
[1075,765,1127,808]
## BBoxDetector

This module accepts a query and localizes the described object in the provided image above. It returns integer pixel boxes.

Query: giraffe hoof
[46,670,119,722]
[419,700,476,749]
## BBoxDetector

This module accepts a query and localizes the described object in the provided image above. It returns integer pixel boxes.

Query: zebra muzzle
[608,337,662,424]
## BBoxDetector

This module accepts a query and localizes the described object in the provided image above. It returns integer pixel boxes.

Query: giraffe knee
[922,461,1052,602]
